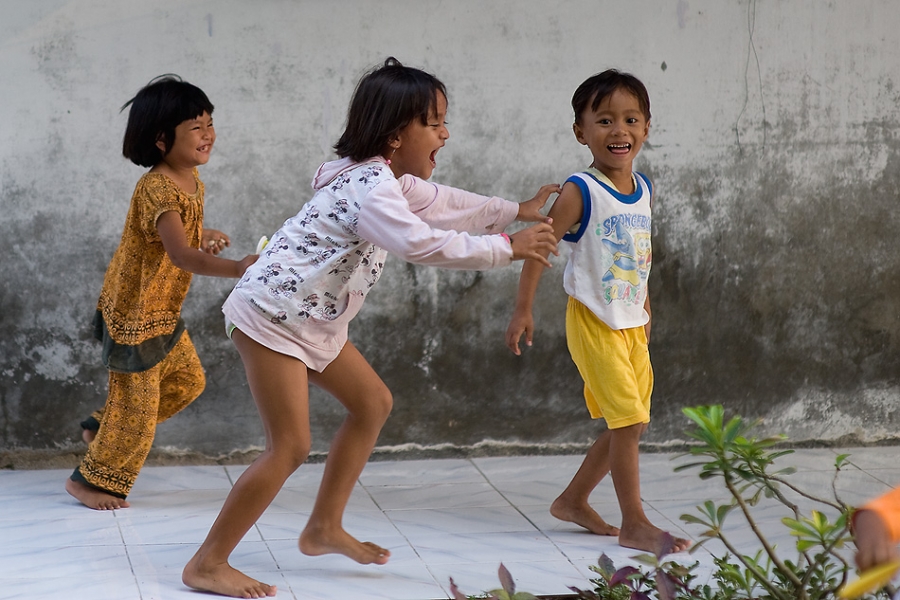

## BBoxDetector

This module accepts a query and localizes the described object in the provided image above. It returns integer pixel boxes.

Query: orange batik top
[94,169,204,370]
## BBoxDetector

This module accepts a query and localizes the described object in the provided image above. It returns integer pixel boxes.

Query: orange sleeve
[860,487,900,543]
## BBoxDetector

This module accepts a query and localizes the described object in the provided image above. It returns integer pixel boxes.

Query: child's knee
[610,421,645,440]
[274,439,310,471]
[375,388,393,420]
[363,388,393,424]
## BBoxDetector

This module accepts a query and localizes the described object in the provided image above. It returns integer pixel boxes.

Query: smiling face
[157,111,216,169]
[388,92,449,180]
[574,88,649,180]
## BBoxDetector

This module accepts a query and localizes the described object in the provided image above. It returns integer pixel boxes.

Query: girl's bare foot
[82,428,97,444]
[65,478,130,510]
[619,521,692,555]
[299,525,390,564]
[183,553,276,598]
[550,497,620,536]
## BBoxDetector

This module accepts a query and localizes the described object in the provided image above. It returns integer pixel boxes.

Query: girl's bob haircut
[334,57,446,162]
[572,69,651,124]
[121,75,214,168]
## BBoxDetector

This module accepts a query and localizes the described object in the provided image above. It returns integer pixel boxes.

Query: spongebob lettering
[597,215,652,306]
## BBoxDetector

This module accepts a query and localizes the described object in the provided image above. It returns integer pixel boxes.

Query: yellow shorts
[565,296,653,429]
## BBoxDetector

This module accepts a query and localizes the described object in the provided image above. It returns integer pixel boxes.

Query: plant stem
[724,473,806,595]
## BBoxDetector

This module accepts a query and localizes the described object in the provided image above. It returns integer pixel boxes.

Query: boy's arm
[505,181,584,355]
[643,294,652,343]
[157,211,257,277]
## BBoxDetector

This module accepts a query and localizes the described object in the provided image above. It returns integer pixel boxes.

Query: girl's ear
[155,133,168,155]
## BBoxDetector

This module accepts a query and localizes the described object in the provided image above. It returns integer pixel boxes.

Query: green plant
[450,404,898,599]
[571,547,707,600]
[450,563,539,600]
[676,404,894,600]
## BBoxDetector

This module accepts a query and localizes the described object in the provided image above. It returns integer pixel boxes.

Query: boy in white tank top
[506,69,691,556]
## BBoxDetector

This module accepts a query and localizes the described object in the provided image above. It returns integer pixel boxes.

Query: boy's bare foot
[82,428,97,444]
[65,478,130,510]
[619,521,692,555]
[550,497,620,536]
[299,525,390,564]
[183,553,276,598]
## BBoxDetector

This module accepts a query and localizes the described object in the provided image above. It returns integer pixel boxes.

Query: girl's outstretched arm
[359,181,556,270]
[157,211,257,277]
[400,178,557,233]
[516,184,560,223]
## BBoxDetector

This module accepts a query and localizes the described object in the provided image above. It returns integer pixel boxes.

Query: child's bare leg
[65,478,130,510]
[183,331,312,598]
[610,423,691,554]
[550,429,619,535]
[299,341,391,565]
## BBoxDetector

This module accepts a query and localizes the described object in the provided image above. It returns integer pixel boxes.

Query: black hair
[120,75,214,168]
[572,69,651,124]
[334,57,447,162]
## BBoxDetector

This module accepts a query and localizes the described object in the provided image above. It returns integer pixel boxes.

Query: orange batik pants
[73,331,206,498]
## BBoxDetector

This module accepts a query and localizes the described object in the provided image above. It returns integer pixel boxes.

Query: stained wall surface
[3,1,900,458]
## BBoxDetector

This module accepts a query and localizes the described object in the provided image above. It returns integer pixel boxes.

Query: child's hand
[201,229,231,255]
[505,310,535,355]
[855,509,898,571]
[236,254,259,277]
[509,222,558,267]
[517,184,561,224]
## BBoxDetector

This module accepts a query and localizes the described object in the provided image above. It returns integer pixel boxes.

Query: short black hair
[572,69,651,124]
[334,57,447,162]
[121,75,214,168]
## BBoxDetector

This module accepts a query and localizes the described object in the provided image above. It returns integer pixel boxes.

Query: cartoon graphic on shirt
[598,216,651,306]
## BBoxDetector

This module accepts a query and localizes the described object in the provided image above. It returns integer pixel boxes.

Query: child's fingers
[505,329,521,355]
[535,253,553,268]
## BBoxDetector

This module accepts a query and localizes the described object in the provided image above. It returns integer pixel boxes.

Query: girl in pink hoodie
[182,57,560,598]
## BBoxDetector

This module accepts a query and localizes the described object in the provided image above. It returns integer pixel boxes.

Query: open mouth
[429,149,438,167]
[608,143,631,155]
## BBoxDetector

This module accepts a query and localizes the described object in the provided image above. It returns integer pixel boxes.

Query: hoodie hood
[312,156,390,190]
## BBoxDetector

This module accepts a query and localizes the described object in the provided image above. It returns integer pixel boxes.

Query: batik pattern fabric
[73,331,205,497]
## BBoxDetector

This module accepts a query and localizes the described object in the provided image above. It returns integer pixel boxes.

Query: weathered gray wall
[3,0,900,460]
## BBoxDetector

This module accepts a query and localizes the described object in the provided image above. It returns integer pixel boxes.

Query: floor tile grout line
[464,456,598,577]
[357,478,449,594]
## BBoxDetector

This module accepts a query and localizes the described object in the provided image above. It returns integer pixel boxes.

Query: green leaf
[595,553,616,580]
[680,514,713,526]
[631,553,659,566]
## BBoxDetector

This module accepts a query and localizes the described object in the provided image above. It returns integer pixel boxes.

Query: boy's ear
[572,122,587,146]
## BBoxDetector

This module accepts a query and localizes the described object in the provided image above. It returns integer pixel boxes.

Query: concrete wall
[3,0,900,460]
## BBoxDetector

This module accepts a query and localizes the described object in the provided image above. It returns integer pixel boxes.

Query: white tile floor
[1,446,897,600]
